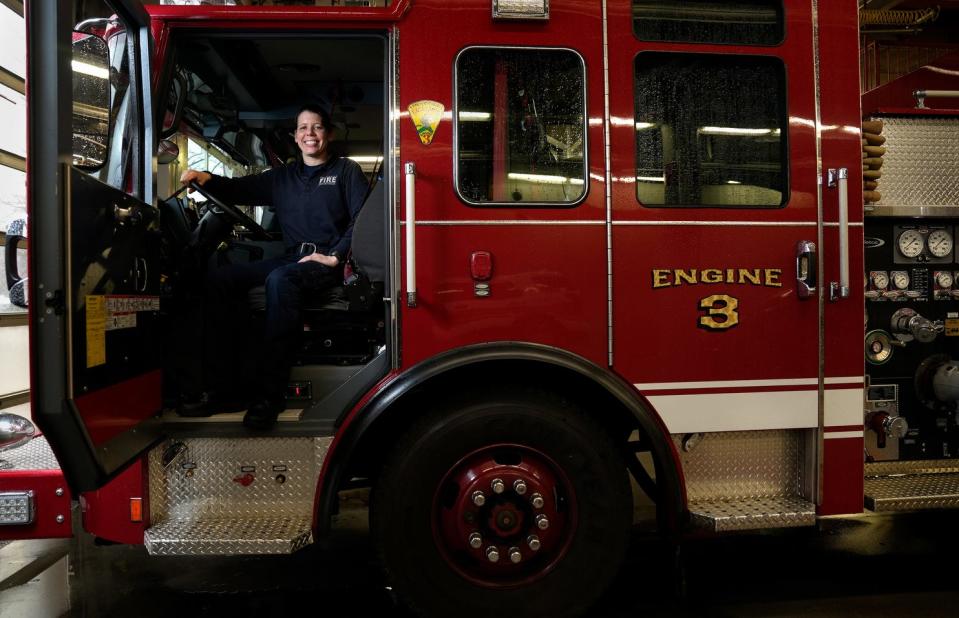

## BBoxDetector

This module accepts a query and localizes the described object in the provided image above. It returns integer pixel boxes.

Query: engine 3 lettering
[652,268,782,289]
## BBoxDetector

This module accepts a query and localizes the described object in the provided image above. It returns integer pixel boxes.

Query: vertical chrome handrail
[829,167,850,302]
[405,162,417,308]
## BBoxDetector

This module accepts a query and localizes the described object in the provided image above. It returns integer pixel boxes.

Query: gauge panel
[892,225,956,264]
[898,229,924,258]
[928,229,954,258]
[891,271,910,290]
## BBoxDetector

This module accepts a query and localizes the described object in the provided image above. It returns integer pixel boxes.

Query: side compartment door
[396,1,609,368]
[28,1,161,492]
[609,2,821,434]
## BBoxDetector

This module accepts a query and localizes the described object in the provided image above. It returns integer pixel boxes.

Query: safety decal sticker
[85,295,161,367]
[85,295,107,368]
[946,312,959,337]
[408,100,444,145]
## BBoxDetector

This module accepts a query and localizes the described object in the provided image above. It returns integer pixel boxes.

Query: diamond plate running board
[144,516,313,555]
[865,472,959,512]
[688,496,816,532]
[144,437,330,556]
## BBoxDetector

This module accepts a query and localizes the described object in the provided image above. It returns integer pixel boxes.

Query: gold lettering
[651,267,785,289]
[675,270,697,286]
[652,269,671,288]
[701,269,723,284]
[737,269,761,285]
[699,295,740,330]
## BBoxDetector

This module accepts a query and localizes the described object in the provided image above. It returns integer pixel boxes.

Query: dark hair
[295,103,334,133]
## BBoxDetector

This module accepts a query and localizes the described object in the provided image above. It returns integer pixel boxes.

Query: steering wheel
[188,181,272,241]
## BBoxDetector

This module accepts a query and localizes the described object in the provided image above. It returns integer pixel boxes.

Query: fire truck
[2,0,958,615]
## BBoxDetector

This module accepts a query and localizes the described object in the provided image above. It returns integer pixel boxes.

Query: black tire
[371,388,632,618]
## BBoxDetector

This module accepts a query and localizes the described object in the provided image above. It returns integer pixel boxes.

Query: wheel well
[337,358,682,529]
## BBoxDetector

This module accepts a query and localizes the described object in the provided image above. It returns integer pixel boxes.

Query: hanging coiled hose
[860,7,940,27]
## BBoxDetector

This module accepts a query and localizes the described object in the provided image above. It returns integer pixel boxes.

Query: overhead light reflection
[699,126,781,136]
[72,60,109,79]
[508,172,585,185]
[459,111,491,121]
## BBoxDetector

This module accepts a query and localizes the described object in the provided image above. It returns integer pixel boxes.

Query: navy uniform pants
[203,253,341,401]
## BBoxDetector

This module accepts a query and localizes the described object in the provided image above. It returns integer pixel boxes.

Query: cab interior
[154,33,390,433]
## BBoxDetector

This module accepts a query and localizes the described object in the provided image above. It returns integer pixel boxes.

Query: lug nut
[513,479,528,495]
[468,532,483,549]
[491,478,505,494]
[486,546,500,563]
[535,514,550,530]
[472,491,486,507]
[531,493,545,509]
[527,535,541,551]
[509,547,522,563]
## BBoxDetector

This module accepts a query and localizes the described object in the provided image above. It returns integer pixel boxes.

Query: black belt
[289,242,322,256]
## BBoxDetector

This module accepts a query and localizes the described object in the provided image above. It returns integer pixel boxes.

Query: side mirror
[157,139,180,165]
[0,414,36,454]
[71,31,111,170]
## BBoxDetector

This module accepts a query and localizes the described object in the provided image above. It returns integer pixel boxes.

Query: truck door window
[633,1,784,46]
[634,52,788,208]
[455,47,587,207]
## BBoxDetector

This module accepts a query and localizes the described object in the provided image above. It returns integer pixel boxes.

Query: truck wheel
[372,389,632,618]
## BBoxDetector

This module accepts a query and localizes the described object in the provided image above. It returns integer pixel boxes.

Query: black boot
[243,397,286,430]
[177,391,248,417]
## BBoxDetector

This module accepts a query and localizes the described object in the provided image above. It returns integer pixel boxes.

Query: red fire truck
[4,0,959,616]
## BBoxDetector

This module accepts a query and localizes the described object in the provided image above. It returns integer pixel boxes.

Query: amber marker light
[130,497,143,523]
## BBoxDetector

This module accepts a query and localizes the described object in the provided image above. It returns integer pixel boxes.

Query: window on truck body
[633,0,785,46]
[633,51,789,208]
[454,47,588,207]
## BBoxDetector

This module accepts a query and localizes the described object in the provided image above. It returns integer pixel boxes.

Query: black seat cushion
[351,180,385,283]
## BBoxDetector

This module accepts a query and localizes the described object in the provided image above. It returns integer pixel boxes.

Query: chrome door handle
[796,240,817,299]
[405,161,417,308]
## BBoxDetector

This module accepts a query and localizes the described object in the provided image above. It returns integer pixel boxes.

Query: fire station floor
[4,493,959,617]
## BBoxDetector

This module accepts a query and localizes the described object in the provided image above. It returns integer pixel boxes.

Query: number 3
[699,295,739,330]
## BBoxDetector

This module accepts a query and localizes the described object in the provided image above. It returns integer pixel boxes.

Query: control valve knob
[869,412,908,448]
[891,308,944,344]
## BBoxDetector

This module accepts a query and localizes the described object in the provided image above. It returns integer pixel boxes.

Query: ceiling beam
[0,0,23,17]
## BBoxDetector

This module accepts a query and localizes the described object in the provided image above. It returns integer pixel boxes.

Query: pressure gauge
[936,271,954,289]
[891,271,910,290]
[928,229,954,258]
[871,271,889,290]
[898,229,925,258]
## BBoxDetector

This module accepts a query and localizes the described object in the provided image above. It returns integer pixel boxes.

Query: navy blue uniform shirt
[204,156,368,257]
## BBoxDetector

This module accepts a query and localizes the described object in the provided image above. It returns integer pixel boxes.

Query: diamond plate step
[865,472,959,512]
[689,496,816,532]
[145,437,331,556]
[144,516,312,555]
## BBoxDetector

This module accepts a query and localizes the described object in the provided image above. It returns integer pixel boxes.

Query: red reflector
[470,251,493,281]
[130,497,143,523]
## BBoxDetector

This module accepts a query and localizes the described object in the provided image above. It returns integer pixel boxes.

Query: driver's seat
[245,180,385,365]
[245,179,384,313]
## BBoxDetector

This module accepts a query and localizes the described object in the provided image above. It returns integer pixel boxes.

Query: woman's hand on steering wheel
[179,172,272,241]
[180,169,212,190]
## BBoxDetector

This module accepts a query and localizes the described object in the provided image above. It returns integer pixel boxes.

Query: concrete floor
[6,498,959,617]
[65,503,959,617]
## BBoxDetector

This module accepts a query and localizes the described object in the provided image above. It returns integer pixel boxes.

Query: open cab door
[28,1,161,492]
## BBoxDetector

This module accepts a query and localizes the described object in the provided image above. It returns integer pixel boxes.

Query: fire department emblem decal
[408,100,444,145]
